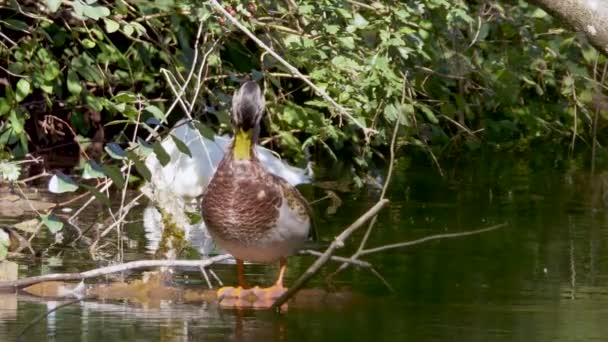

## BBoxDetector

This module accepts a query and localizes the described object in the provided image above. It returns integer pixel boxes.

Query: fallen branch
[271,199,389,309]
[360,223,507,256]
[0,254,231,290]
[208,0,375,137]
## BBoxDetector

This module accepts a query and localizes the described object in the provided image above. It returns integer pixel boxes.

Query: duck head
[231,81,265,160]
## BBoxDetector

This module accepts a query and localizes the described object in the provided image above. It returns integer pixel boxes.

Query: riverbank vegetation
[1,1,607,175]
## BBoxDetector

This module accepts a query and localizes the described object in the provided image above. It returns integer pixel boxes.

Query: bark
[528,0,608,55]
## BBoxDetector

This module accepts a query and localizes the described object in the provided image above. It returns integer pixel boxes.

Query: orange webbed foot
[217,285,287,309]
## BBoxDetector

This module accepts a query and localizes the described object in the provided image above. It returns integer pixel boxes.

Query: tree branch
[207,0,375,137]
[360,223,507,256]
[271,199,389,309]
[527,0,608,56]
[0,255,232,290]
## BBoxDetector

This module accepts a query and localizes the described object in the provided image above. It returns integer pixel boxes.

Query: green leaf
[72,0,84,17]
[170,134,192,158]
[1,19,29,31]
[13,218,40,233]
[80,184,111,207]
[47,0,62,12]
[15,79,31,103]
[144,105,165,121]
[9,110,23,134]
[103,18,120,33]
[135,137,153,157]
[416,103,439,124]
[82,160,106,179]
[67,70,82,95]
[186,212,203,225]
[81,38,96,49]
[48,172,79,193]
[105,143,127,160]
[127,151,151,182]
[101,164,125,188]
[152,141,171,166]
[113,91,137,103]
[0,161,21,181]
[83,4,110,20]
[352,13,369,28]
[40,213,63,233]
[0,98,10,116]
[193,121,215,140]
[123,23,134,37]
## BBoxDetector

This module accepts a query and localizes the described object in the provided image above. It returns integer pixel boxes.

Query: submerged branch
[271,199,389,309]
[0,255,232,290]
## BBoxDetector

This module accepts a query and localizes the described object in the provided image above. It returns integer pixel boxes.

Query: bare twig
[299,249,372,268]
[208,0,375,137]
[591,62,608,175]
[270,199,389,309]
[18,296,91,339]
[359,223,506,256]
[0,255,232,290]
[332,116,400,276]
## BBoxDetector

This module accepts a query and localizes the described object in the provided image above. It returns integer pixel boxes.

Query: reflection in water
[143,206,216,257]
[3,155,608,340]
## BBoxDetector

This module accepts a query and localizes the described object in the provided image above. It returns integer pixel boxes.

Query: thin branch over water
[0,255,232,290]
[360,223,507,256]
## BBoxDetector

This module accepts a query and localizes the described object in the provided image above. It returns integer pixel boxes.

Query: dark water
[2,154,608,341]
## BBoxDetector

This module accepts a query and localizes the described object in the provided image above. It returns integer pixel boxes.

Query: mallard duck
[201,81,311,307]
[142,119,311,258]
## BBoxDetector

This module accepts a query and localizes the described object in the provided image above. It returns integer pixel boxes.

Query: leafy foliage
[0,0,607,180]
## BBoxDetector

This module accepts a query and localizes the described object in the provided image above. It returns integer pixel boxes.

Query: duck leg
[217,259,249,304]
[237,259,248,288]
[217,258,289,309]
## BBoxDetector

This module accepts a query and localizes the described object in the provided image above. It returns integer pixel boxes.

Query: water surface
[2,153,608,341]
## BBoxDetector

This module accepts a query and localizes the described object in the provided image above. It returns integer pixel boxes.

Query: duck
[201,81,311,307]
[142,117,311,258]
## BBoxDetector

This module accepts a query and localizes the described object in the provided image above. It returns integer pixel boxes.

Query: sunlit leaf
[40,213,64,233]
[105,143,127,160]
[82,4,110,20]
[81,38,96,49]
[144,105,166,121]
[0,161,20,181]
[15,79,31,103]
[136,137,153,157]
[47,0,62,12]
[82,160,106,179]
[48,172,79,193]
[113,92,137,103]
[13,218,41,233]
[67,70,82,95]
[103,18,120,33]
[123,23,134,37]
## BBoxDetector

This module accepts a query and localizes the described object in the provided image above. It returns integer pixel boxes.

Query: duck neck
[233,127,256,160]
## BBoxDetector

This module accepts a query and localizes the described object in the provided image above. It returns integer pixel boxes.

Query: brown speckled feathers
[202,150,309,246]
